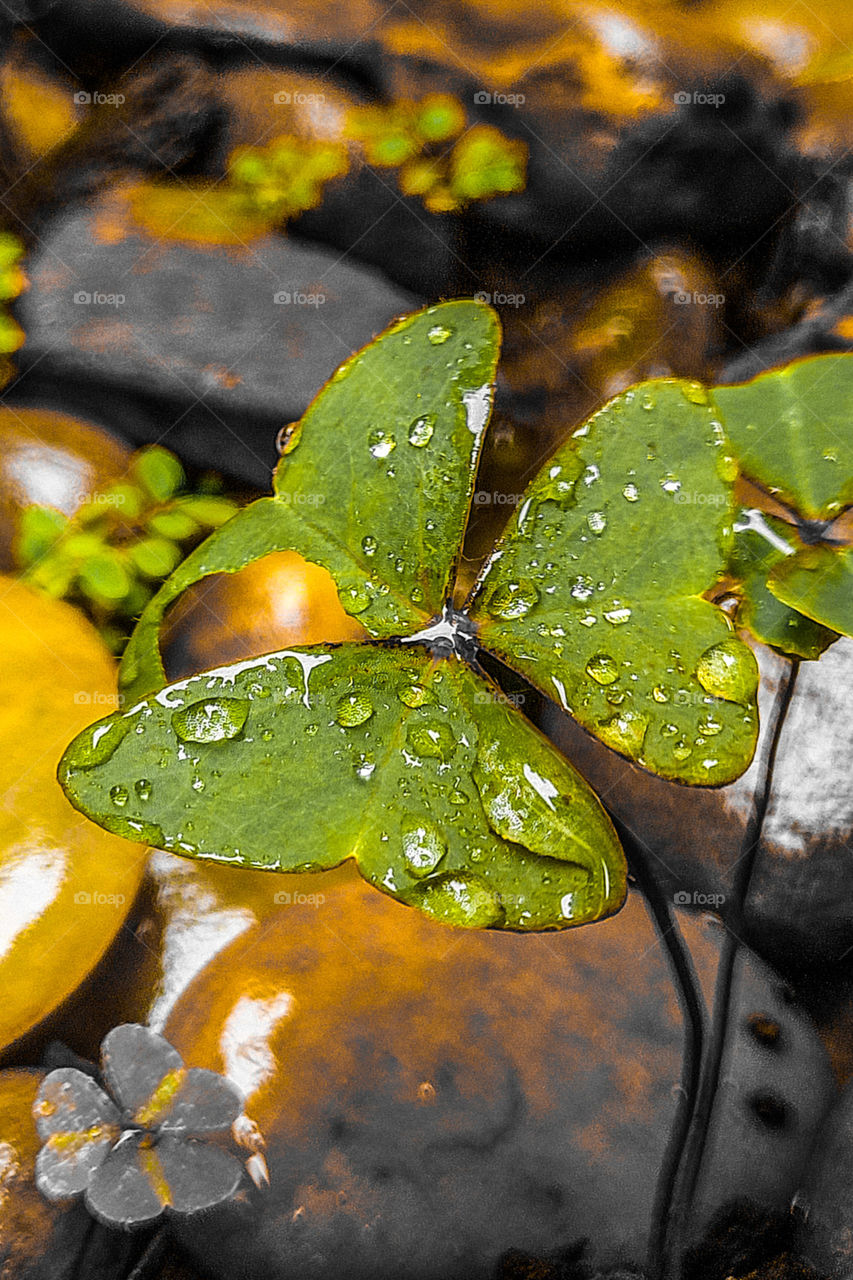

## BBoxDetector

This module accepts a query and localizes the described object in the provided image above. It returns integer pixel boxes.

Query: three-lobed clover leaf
[715,354,853,643]
[34,1024,245,1227]
[59,301,764,932]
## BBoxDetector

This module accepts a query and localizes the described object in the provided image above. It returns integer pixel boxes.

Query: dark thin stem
[628,842,706,1280]
[663,660,800,1277]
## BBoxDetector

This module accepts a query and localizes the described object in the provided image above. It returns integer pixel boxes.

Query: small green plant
[16,446,238,652]
[346,94,527,213]
[0,232,26,385]
[55,307,851,934]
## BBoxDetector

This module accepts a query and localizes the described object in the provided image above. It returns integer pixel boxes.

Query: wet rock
[164,872,833,1278]
[745,638,853,968]
[0,406,131,570]
[14,190,419,485]
[799,1076,853,1277]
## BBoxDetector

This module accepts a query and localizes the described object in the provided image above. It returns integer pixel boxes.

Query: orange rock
[161,550,368,680]
[0,578,147,1052]
[0,408,131,571]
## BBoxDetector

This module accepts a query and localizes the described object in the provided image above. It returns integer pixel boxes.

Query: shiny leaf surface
[469,381,759,785]
[729,509,839,658]
[120,301,500,704]
[769,545,853,639]
[62,645,625,931]
[714,354,853,521]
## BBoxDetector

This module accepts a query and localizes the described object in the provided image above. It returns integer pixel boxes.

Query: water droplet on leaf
[623,483,639,501]
[587,511,607,535]
[134,778,152,801]
[411,874,502,927]
[398,682,433,708]
[172,697,250,744]
[336,693,374,728]
[362,535,378,557]
[407,718,455,761]
[487,579,540,620]
[402,821,447,877]
[275,422,302,455]
[427,324,452,345]
[586,653,619,685]
[109,784,128,807]
[695,639,759,704]
[368,429,396,459]
[408,415,436,447]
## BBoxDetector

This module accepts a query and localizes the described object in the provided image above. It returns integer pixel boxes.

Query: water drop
[408,415,436,447]
[583,464,600,486]
[427,324,452,345]
[682,383,710,406]
[110,784,129,807]
[355,755,376,780]
[406,718,455,761]
[338,581,371,615]
[487,579,540,620]
[695,638,759,704]
[411,874,502,927]
[603,606,632,625]
[134,778,152,801]
[275,421,302,455]
[368,429,396,459]
[362,535,378,557]
[652,685,669,703]
[579,614,597,627]
[65,717,132,770]
[622,483,639,502]
[586,653,619,685]
[716,453,738,483]
[336,693,374,728]
[698,714,723,736]
[661,722,678,737]
[672,740,692,761]
[402,821,447,877]
[587,511,607,535]
[597,709,649,756]
[192,776,206,791]
[660,475,681,494]
[172,697,249,744]
[398,682,433,708]
[570,575,595,601]
[642,395,655,411]
[822,447,838,463]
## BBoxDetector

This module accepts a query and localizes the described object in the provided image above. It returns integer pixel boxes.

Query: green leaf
[728,508,839,658]
[15,506,68,566]
[272,300,499,627]
[713,354,853,521]
[128,537,183,579]
[119,301,501,704]
[146,509,200,541]
[59,645,625,931]
[133,447,185,503]
[79,552,132,604]
[468,380,759,785]
[768,544,853,638]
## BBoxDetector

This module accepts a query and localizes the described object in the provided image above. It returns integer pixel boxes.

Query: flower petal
[156,1068,243,1134]
[153,1134,244,1213]
[84,1132,166,1228]
[33,1068,120,1140]
[101,1023,184,1116]
[35,1129,116,1199]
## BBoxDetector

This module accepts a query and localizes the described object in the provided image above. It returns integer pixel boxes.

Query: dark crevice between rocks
[666,662,801,1274]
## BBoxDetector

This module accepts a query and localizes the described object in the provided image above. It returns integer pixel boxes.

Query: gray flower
[33,1023,245,1227]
